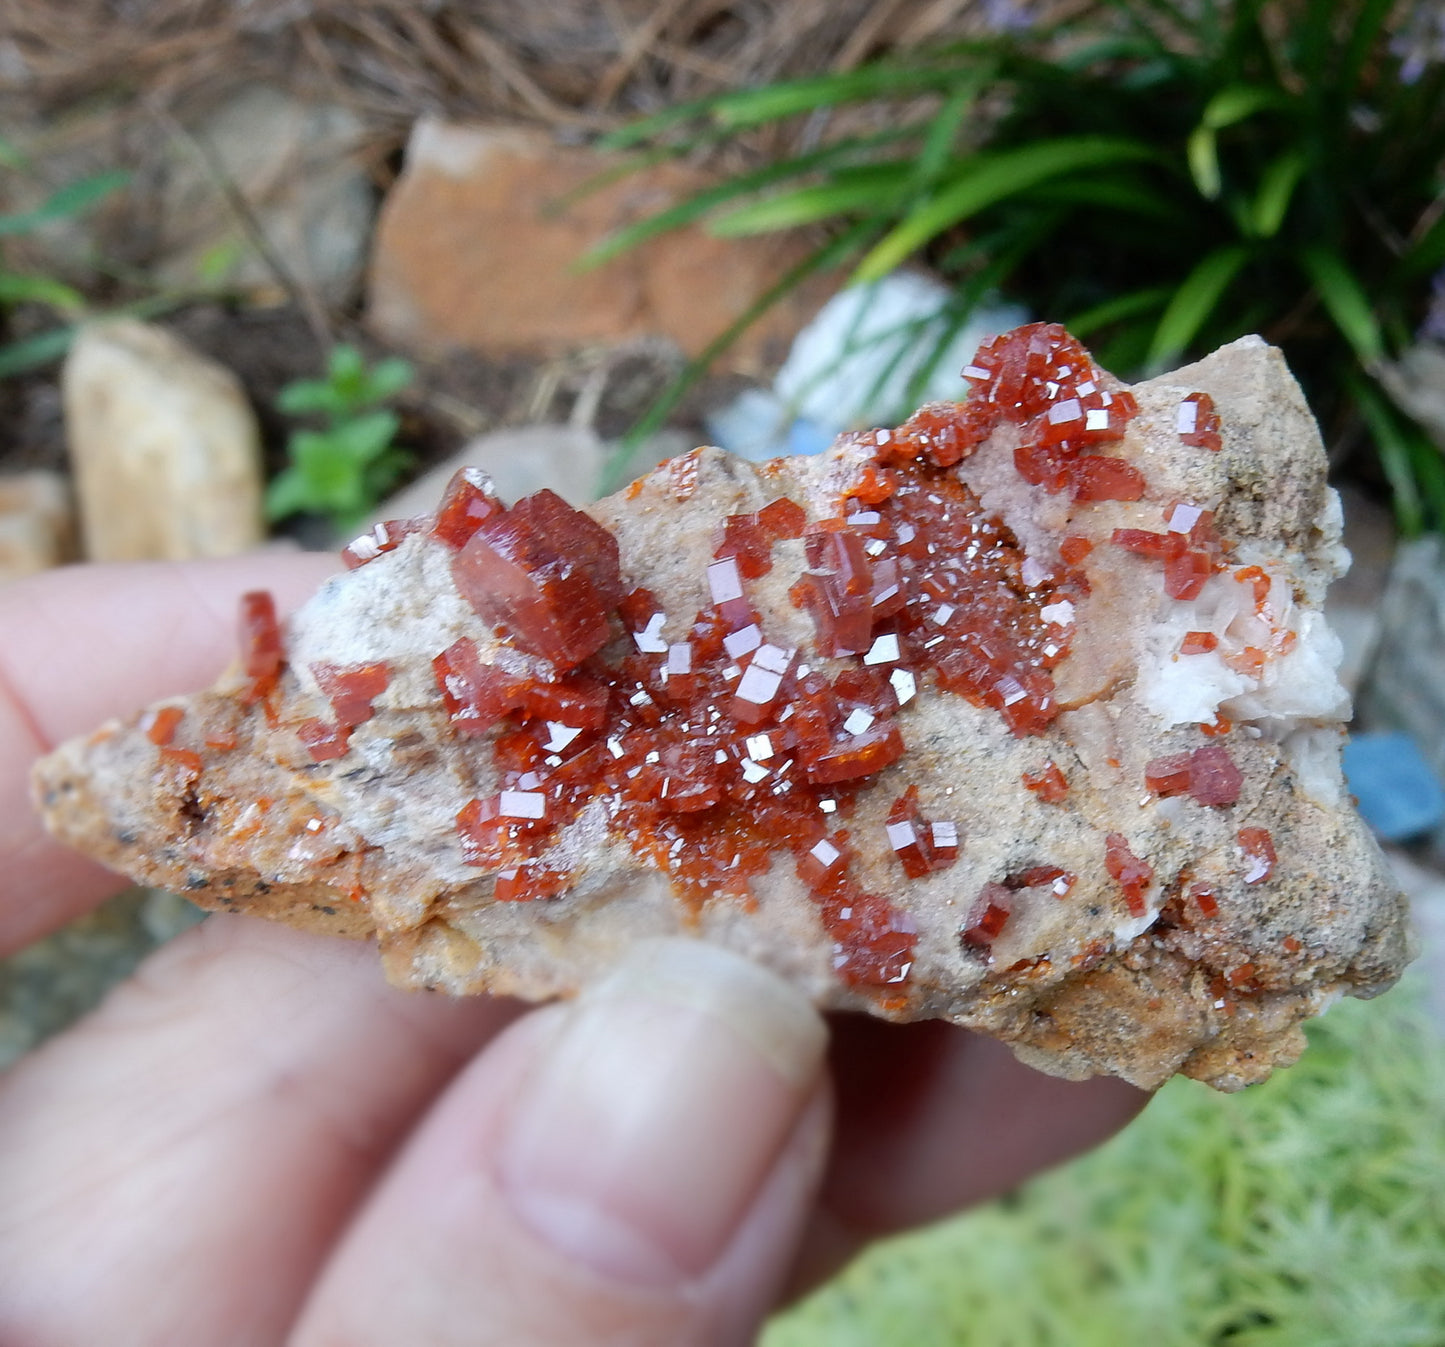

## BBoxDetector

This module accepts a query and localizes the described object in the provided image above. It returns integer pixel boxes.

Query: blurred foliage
[265,344,415,534]
[593,0,1445,533]
[0,140,130,377]
[766,975,1445,1346]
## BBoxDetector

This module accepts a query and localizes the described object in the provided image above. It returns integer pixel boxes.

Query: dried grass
[0,0,1084,144]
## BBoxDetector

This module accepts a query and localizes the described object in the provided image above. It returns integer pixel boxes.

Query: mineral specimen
[32,325,1411,1090]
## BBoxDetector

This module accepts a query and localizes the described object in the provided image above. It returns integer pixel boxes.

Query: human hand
[0,558,1146,1345]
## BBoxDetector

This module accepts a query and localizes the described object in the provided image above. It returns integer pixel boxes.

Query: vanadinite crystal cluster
[34,325,1410,1091]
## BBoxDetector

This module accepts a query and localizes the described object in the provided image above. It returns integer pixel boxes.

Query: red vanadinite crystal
[1164,549,1212,600]
[297,717,351,762]
[714,512,773,579]
[1104,832,1153,916]
[712,498,807,582]
[962,883,1012,948]
[968,323,1091,420]
[1190,883,1220,918]
[158,745,203,775]
[705,555,756,631]
[757,496,807,539]
[1112,529,1179,560]
[1238,826,1276,884]
[1177,392,1222,451]
[1227,962,1256,988]
[342,517,426,569]
[1069,456,1146,502]
[1144,752,1193,797]
[456,791,551,869]
[667,449,702,499]
[823,888,917,986]
[1023,761,1069,802]
[1144,745,1242,807]
[1180,630,1219,655]
[1113,502,1227,602]
[885,787,959,878]
[144,706,184,747]
[1059,535,1093,566]
[851,463,901,506]
[967,324,1148,501]
[890,401,991,467]
[797,832,850,890]
[432,467,502,549]
[1013,442,1073,492]
[804,719,905,784]
[1225,646,1266,678]
[619,586,659,624]
[1008,864,1069,890]
[432,637,522,734]
[238,590,283,699]
[1187,744,1243,806]
[1234,565,1270,608]
[796,529,873,656]
[451,489,623,669]
[312,663,391,728]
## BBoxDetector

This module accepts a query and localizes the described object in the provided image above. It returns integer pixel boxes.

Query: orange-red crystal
[1105,832,1153,916]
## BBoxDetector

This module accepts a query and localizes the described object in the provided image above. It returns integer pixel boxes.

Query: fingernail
[496,938,827,1287]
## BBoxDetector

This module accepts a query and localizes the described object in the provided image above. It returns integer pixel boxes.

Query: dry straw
[0,0,1061,140]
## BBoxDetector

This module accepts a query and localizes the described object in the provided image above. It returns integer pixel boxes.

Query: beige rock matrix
[34,325,1410,1091]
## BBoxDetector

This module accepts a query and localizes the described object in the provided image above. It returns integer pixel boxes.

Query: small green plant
[592,0,1445,532]
[265,344,416,535]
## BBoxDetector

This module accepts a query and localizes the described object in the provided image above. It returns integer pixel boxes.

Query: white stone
[0,471,74,584]
[63,319,264,561]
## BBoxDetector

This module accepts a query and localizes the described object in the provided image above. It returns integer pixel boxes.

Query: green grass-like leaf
[1301,247,1385,367]
[580,133,912,269]
[1248,149,1307,238]
[0,326,75,379]
[766,977,1445,1347]
[710,166,915,236]
[0,272,85,311]
[1355,377,1423,535]
[1065,285,1173,338]
[598,61,982,151]
[1147,244,1249,371]
[854,137,1157,282]
[0,169,129,237]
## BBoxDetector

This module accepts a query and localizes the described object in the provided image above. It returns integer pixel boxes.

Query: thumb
[290,939,832,1347]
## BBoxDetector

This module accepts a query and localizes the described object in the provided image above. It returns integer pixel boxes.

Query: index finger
[0,553,339,952]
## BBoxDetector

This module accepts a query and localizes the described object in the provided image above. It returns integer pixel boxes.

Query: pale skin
[0,556,1146,1346]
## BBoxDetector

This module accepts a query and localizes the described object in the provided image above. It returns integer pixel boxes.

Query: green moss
[766,977,1445,1346]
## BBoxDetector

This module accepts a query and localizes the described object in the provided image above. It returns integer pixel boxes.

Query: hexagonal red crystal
[962,883,1012,948]
[312,662,391,728]
[433,467,501,549]
[451,490,622,669]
